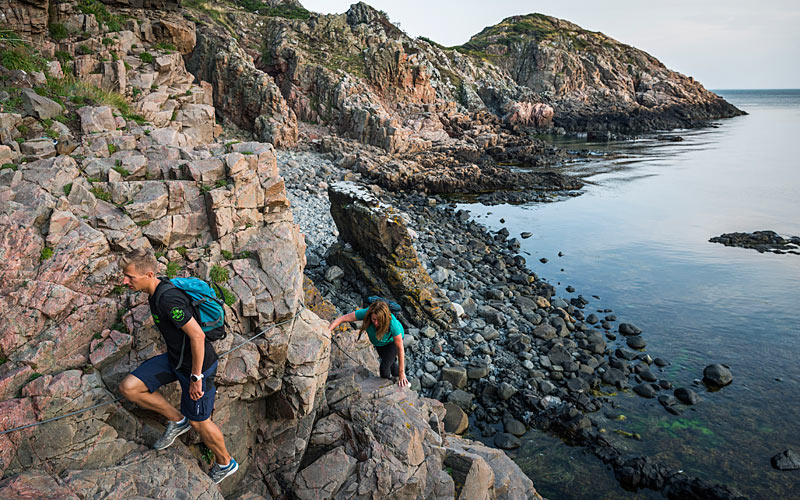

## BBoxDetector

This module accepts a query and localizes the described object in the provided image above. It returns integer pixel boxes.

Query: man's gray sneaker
[153,418,191,450]
[209,457,238,484]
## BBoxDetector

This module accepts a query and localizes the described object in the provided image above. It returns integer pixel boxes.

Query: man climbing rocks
[117,248,238,484]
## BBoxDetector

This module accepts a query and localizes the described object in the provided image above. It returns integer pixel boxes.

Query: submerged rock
[771,449,800,471]
[703,364,733,387]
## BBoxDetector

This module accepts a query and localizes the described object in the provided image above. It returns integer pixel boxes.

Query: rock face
[313,367,543,500]
[460,13,744,133]
[188,33,299,148]
[327,181,453,327]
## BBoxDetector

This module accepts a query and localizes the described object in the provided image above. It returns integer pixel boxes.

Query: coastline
[277,145,749,500]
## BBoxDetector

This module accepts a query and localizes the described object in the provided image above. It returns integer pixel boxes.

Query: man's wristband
[190,373,204,382]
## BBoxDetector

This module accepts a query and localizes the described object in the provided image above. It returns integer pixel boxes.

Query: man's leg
[189,418,231,465]
[119,374,182,422]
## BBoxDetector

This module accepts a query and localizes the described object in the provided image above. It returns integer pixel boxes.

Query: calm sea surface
[459,90,800,499]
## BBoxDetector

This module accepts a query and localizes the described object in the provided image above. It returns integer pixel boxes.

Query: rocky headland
[0,1,748,499]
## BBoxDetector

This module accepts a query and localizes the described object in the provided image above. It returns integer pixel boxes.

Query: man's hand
[398,374,410,388]
[189,379,204,400]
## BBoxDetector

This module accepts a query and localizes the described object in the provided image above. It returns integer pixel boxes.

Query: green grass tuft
[49,23,69,41]
[209,264,229,284]
[90,187,111,201]
[39,247,54,261]
[165,261,181,278]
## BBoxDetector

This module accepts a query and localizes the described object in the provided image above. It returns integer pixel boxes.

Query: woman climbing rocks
[328,300,410,388]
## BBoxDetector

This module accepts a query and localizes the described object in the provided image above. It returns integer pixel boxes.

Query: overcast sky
[301,0,800,89]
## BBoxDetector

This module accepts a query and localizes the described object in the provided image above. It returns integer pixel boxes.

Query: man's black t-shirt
[149,278,218,373]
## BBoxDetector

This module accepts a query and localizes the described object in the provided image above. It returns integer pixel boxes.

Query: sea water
[459,90,800,499]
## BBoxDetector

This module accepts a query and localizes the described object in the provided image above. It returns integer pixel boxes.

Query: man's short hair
[120,248,157,273]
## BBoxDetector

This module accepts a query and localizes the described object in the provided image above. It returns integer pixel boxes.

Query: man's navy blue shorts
[131,353,218,422]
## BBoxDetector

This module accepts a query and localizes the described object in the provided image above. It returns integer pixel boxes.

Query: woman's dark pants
[375,343,399,379]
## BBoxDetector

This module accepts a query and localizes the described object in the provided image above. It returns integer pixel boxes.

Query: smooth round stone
[627,336,647,349]
[420,373,437,388]
[633,383,658,398]
[674,387,700,405]
[494,432,521,449]
[703,364,733,387]
[504,418,526,436]
[639,369,658,383]
[619,323,642,336]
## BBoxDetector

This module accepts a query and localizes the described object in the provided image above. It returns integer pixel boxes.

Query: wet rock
[566,376,589,393]
[710,230,800,255]
[703,364,733,387]
[771,449,800,470]
[633,383,658,398]
[626,336,646,349]
[494,433,521,450]
[601,368,626,389]
[674,387,700,405]
[619,323,642,336]
[637,368,657,383]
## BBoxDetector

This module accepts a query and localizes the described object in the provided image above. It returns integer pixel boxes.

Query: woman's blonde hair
[360,301,391,340]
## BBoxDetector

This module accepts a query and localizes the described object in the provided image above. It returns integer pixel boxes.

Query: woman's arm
[394,335,409,388]
[328,311,357,331]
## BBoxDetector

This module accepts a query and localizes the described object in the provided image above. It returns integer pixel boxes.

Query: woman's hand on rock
[398,374,410,388]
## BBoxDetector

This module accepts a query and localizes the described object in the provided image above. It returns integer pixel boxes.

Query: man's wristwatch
[190,373,204,382]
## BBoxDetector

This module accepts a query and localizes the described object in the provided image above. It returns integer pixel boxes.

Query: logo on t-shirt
[170,307,185,322]
[152,313,160,324]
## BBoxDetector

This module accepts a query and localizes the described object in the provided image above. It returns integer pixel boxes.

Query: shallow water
[459,90,800,499]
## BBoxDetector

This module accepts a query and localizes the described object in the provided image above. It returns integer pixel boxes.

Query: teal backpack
[154,277,227,341]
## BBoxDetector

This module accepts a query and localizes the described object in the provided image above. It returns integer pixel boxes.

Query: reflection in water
[459,90,800,499]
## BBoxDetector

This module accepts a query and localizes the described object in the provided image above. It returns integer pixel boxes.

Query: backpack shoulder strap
[151,278,177,312]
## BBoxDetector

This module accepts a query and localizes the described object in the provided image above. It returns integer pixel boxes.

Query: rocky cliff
[0,1,545,498]
[460,13,744,133]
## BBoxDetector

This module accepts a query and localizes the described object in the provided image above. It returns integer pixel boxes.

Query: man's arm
[181,318,206,400]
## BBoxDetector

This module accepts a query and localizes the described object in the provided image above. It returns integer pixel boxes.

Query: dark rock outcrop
[327,181,454,327]
[710,230,800,254]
